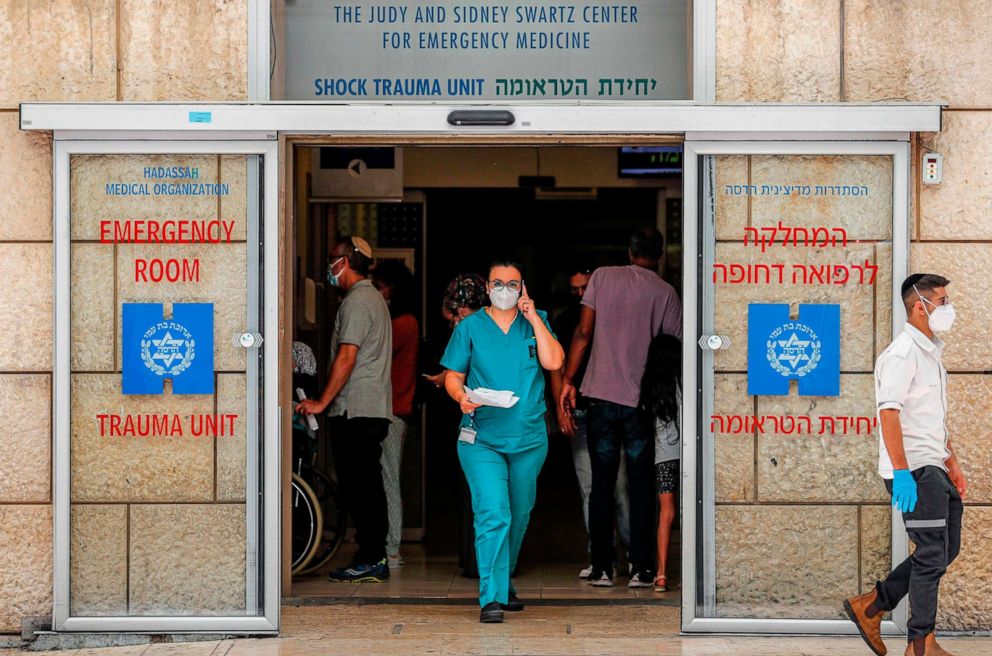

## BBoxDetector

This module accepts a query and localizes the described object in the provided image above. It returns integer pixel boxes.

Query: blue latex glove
[891,469,918,513]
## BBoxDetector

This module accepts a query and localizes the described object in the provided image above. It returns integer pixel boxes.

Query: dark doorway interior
[422,187,670,570]
[290,146,683,601]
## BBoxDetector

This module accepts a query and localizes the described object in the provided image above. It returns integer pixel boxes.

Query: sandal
[653,575,667,593]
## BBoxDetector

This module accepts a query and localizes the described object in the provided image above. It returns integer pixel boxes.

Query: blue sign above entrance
[747,303,840,397]
[122,303,214,395]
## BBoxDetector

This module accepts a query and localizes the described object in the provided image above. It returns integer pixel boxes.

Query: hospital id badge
[458,426,477,444]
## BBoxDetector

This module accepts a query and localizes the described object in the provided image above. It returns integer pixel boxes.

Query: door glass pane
[699,154,894,620]
[67,153,261,616]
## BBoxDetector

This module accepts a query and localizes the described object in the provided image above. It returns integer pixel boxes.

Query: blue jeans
[570,409,630,551]
[586,400,654,574]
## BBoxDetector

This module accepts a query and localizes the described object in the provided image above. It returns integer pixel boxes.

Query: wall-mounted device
[310,147,403,200]
[921,152,943,185]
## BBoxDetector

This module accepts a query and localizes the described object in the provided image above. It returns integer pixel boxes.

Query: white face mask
[489,287,520,311]
[915,286,956,333]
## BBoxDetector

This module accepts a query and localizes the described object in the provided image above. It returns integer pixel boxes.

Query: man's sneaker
[387,553,404,568]
[587,569,614,587]
[628,569,655,588]
[328,558,390,583]
[578,564,594,579]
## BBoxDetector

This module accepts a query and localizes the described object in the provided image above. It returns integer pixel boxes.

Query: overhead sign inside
[283,1,689,101]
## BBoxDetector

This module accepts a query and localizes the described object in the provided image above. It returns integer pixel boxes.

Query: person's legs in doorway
[381,415,408,567]
[506,440,549,607]
[614,451,631,557]
[618,405,655,587]
[569,409,595,578]
[329,416,391,582]
[654,460,679,592]
[574,406,630,578]
[587,400,623,585]
[457,440,512,612]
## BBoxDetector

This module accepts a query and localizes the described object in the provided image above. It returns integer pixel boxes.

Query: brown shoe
[903,634,956,656]
[844,590,886,656]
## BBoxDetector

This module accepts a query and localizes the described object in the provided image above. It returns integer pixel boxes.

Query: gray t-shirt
[328,279,393,420]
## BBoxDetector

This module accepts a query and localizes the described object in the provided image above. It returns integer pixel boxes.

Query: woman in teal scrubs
[442,260,565,623]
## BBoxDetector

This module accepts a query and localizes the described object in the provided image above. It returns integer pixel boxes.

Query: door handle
[698,334,731,351]
[234,332,264,348]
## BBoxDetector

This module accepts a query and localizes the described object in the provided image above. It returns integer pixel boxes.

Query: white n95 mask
[927,304,956,333]
[489,288,520,311]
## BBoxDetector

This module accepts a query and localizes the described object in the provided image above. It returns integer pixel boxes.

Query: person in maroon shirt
[372,260,420,567]
[560,228,683,588]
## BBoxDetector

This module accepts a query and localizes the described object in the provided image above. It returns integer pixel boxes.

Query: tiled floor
[290,544,680,603]
[7,605,992,655]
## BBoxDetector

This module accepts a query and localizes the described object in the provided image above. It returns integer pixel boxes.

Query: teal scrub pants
[457,439,548,608]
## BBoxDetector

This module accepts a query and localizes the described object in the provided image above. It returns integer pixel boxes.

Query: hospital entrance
[285,143,684,604]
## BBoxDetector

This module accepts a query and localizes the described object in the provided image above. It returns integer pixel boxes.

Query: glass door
[681,141,910,633]
[52,140,279,632]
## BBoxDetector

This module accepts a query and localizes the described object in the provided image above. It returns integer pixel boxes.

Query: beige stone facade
[1,0,991,636]
[0,0,249,632]
[716,0,992,632]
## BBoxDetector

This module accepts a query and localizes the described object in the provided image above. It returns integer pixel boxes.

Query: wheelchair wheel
[291,473,323,575]
[299,467,348,575]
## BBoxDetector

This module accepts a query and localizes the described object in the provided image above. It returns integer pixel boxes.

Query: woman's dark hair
[371,259,416,318]
[640,332,682,424]
[488,258,524,279]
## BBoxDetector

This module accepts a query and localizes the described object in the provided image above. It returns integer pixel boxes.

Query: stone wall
[717,0,992,632]
[2,0,990,635]
[0,0,248,633]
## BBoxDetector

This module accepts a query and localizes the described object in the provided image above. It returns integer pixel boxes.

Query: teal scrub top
[441,308,554,453]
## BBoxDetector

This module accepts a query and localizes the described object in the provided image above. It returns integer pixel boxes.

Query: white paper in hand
[464,386,519,409]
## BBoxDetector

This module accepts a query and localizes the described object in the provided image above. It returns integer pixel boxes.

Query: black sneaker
[587,568,614,587]
[480,601,504,623]
[628,569,655,589]
[500,592,524,612]
[328,558,390,583]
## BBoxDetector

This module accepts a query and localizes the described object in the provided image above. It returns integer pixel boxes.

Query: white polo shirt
[875,323,950,479]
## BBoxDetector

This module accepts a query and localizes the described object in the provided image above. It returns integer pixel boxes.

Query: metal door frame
[680,139,911,634]
[51,139,280,633]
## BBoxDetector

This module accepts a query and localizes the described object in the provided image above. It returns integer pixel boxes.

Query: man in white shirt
[844,274,967,656]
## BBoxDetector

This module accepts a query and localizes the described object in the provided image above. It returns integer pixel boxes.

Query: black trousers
[329,414,391,565]
[876,465,963,640]
[586,400,655,573]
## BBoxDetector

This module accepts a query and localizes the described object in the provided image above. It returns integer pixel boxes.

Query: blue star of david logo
[747,304,840,396]
[122,303,214,395]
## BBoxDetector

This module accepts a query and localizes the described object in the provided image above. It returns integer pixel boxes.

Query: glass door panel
[685,143,908,630]
[58,146,271,628]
